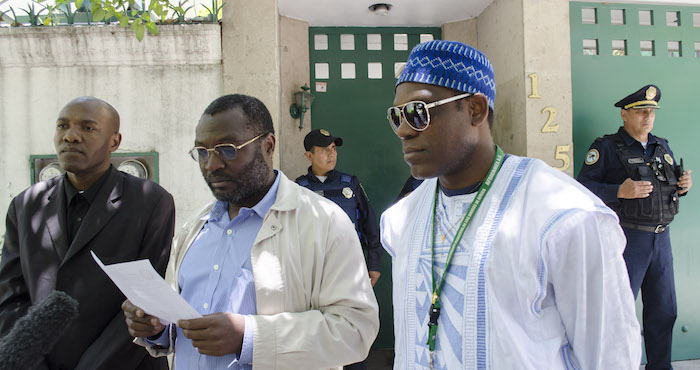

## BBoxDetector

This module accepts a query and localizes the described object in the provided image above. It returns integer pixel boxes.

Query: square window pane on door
[315,63,329,79]
[314,34,328,50]
[667,11,680,26]
[420,34,434,43]
[695,42,700,57]
[394,62,406,78]
[581,8,597,24]
[694,13,700,27]
[611,9,625,25]
[367,34,382,50]
[583,39,598,55]
[639,10,653,26]
[612,40,626,55]
[668,41,681,57]
[640,40,654,56]
[341,63,356,79]
[341,34,355,50]
[368,62,382,79]
[394,34,408,50]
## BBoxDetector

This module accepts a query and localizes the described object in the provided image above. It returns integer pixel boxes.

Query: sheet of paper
[91,251,202,325]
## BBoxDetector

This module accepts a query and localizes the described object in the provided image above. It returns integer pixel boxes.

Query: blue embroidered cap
[396,40,496,109]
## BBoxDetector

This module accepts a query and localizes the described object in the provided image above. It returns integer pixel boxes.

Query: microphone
[0,290,79,370]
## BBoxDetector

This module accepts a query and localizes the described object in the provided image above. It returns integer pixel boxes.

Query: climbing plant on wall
[0,0,222,41]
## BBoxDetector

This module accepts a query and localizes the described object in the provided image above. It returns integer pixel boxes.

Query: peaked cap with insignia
[304,129,343,151]
[614,84,661,109]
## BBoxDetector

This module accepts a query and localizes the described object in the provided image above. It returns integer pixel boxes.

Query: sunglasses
[189,133,266,163]
[387,92,475,133]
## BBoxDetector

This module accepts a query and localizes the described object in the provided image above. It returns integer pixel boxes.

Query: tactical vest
[298,174,362,238]
[610,135,679,225]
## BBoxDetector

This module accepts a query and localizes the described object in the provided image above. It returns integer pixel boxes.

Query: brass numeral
[541,107,559,133]
[554,145,570,171]
[528,73,542,99]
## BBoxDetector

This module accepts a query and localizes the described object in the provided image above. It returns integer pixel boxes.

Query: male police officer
[578,84,692,370]
[296,129,382,288]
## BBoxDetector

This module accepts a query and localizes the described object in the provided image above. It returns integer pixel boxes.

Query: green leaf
[75,0,83,10]
[119,14,128,27]
[92,8,105,21]
[43,16,51,25]
[135,21,144,41]
[145,20,158,35]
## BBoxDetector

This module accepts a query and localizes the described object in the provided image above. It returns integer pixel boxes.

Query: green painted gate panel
[570,2,700,361]
[309,27,441,349]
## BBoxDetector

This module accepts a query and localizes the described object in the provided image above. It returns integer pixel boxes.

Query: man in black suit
[0,96,175,369]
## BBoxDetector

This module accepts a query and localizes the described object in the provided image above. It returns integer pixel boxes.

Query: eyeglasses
[189,133,266,163]
[387,92,475,133]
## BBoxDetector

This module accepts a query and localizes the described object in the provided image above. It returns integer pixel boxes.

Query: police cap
[614,84,661,109]
[304,129,343,151]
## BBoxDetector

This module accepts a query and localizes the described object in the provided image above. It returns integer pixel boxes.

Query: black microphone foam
[0,290,79,370]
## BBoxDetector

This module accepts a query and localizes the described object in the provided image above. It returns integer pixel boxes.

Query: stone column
[478,0,574,176]
[221,0,281,167]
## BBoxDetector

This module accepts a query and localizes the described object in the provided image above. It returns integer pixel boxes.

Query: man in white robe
[381,40,641,369]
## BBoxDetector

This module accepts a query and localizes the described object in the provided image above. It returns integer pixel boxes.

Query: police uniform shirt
[577,126,679,224]
[295,168,383,271]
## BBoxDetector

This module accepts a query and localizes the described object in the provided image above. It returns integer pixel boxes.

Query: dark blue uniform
[295,168,382,272]
[578,126,684,370]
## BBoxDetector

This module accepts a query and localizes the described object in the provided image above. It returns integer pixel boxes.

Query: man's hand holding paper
[91,251,202,326]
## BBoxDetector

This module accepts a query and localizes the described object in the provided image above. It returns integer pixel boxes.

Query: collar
[306,166,339,183]
[204,170,282,222]
[438,154,510,196]
[63,165,114,204]
[618,126,658,146]
[439,181,481,196]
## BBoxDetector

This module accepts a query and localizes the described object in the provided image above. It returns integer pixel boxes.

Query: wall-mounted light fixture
[369,3,392,16]
[289,84,315,130]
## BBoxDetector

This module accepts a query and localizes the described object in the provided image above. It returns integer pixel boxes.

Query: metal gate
[570,1,700,361]
[308,27,441,349]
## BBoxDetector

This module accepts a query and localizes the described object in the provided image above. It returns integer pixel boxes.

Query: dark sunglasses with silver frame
[189,132,267,163]
[387,92,476,133]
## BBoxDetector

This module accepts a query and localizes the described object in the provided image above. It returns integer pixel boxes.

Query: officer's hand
[617,178,653,199]
[369,271,381,287]
[178,312,245,356]
[122,299,165,338]
[678,169,692,195]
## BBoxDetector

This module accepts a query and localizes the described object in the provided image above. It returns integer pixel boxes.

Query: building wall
[442,18,479,47]
[279,16,312,177]
[0,25,223,235]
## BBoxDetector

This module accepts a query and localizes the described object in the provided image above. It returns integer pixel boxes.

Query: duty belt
[620,221,668,234]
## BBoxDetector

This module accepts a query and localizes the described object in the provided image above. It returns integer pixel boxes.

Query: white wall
[0,24,223,237]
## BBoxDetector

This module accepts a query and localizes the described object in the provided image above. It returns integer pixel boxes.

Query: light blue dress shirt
[148,171,280,369]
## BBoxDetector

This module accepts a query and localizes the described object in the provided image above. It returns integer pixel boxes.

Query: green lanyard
[426,145,505,353]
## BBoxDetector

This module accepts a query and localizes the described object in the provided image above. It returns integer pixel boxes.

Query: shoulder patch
[585,149,600,165]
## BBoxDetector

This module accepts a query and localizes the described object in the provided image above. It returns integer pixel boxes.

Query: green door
[309,27,441,349]
[570,2,700,361]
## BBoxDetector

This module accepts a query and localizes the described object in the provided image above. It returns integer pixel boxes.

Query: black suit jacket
[0,167,174,370]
